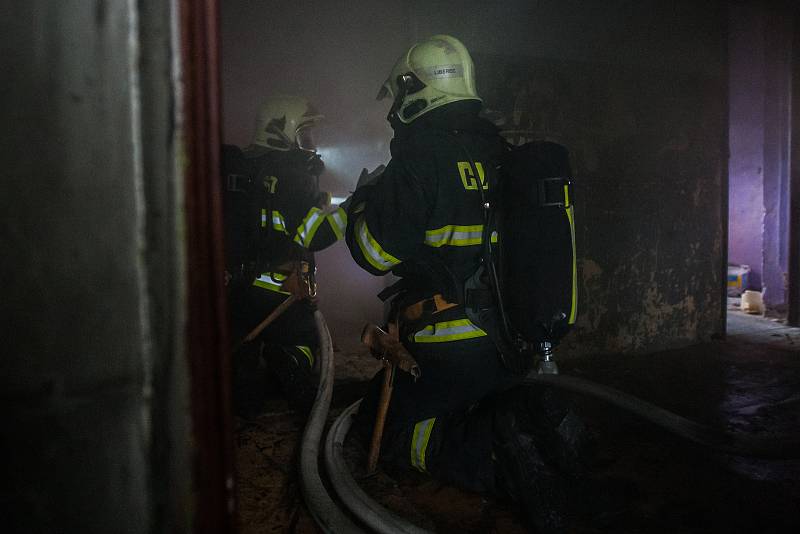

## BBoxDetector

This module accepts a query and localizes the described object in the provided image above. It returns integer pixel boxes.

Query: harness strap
[400,294,459,323]
[394,293,462,341]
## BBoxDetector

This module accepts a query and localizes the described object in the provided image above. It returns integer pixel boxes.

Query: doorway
[727,2,797,328]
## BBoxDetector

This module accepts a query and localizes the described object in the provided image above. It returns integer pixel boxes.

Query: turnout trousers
[355,327,517,494]
[228,283,318,414]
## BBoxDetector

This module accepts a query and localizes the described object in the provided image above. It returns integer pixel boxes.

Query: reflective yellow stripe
[410,417,436,472]
[354,215,401,271]
[294,207,326,248]
[326,207,347,241]
[296,345,314,366]
[563,184,570,208]
[252,272,290,294]
[272,210,288,234]
[566,205,577,324]
[261,208,267,228]
[413,318,487,343]
[424,224,486,247]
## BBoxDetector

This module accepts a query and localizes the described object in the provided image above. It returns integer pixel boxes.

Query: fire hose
[523,373,800,459]
[303,318,800,534]
[301,315,433,533]
[298,311,362,533]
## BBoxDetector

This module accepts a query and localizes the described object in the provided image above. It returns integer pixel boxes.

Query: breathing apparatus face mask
[385,73,427,127]
[296,126,316,152]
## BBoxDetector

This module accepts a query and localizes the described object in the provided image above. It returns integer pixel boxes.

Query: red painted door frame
[179,0,237,532]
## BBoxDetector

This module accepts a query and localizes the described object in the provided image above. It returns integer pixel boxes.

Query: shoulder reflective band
[424,224,497,247]
[252,271,290,294]
[272,210,288,234]
[294,207,326,248]
[296,345,314,366]
[410,417,436,472]
[354,215,401,271]
[413,318,488,343]
[566,204,577,324]
[326,207,347,240]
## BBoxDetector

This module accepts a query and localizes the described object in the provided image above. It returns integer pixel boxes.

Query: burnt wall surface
[475,46,727,355]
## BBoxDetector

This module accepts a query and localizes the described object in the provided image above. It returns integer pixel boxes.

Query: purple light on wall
[727,3,793,309]
[728,3,765,290]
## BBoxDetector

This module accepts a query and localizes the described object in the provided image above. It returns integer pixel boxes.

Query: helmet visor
[297,126,316,151]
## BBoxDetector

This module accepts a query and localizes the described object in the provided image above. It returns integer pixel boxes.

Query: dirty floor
[235,314,800,533]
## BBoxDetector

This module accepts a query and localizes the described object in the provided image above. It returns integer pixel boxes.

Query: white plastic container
[741,290,763,314]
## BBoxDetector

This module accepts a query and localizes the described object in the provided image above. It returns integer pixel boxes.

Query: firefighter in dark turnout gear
[226,96,347,416]
[345,36,586,532]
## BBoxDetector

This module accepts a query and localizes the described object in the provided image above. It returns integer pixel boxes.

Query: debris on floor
[235,318,800,533]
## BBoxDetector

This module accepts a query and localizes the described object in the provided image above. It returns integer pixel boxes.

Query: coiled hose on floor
[299,311,363,533]
[308,317,800,533]
[320,370,800,534]
[325,399,434,534]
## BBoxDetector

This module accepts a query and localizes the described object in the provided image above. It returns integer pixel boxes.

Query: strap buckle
[538,177,570,207]
[227,173,251,192]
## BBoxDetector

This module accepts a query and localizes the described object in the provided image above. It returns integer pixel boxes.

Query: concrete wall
[221,0,729,355]
[728,2,794,311]
[761,7,793,310]
[728,3,766,289]
[481,55,726,355]
[0,1,189,532]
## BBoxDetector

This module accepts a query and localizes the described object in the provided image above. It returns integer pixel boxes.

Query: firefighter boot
[270,345,318,414]
[493,408,569,533]
[525,386,591,479]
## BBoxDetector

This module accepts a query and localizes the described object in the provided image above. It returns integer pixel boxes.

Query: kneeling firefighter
[223,95,348,416]
[344,35,585,532]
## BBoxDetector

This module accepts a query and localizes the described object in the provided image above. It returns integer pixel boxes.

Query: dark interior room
[2,1,799,533]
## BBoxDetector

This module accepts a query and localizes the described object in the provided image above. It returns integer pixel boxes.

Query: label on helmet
[423,64,463,79]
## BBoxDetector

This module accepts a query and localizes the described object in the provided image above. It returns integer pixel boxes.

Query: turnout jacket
[347,103,506,337]
[227,146,346,294]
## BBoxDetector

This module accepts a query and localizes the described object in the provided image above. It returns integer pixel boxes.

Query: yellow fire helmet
[251,96,323,151]
[377,34,482,124]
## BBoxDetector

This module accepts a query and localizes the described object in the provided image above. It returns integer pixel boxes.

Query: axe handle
[233,294,297,353]
[244,294,297,342]
[366,362,394,474]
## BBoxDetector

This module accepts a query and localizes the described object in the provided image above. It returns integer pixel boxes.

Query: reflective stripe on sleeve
[424,224,497,247]
[326,207,347,240]
[410,417,436,472]
[425,224,483,247]
[296,345,314,366]
[261,208,267,228]
[294,207,326,248]
[272,210,288,234]
[252,271,290,294]
[354,215,401,271]
[413,318,488,343]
